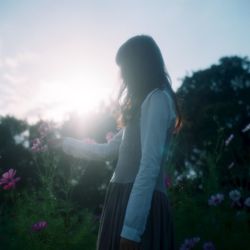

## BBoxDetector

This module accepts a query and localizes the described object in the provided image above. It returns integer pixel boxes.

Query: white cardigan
[62,87,176,242]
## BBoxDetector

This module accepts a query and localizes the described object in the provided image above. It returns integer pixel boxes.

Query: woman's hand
[119,237,140,250]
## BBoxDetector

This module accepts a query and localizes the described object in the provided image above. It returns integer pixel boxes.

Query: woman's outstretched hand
[119,237,140,250]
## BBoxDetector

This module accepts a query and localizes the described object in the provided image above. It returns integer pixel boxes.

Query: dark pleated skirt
[96,181,176,250]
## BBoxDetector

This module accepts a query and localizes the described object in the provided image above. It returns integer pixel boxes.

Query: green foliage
[0,150,98,250]
[168,135,250,250]
[159,113,250,249]
[166,56,250,249]
[10,189,97,250]
[175,56,250,176]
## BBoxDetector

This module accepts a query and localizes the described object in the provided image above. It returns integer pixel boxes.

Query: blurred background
[0,1,250,249]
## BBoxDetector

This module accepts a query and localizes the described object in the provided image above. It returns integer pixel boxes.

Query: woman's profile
[51,35,182,250]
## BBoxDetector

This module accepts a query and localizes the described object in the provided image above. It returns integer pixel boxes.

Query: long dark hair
[114,35,182,134]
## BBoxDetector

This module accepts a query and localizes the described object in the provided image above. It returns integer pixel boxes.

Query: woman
[52,35,182,250]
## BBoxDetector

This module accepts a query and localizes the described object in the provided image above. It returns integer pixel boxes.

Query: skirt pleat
[96,181,176,250]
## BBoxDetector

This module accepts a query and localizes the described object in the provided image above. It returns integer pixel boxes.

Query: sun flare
[37,70,116,123]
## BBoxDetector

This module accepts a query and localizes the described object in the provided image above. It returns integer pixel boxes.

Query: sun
[37,69,116,123]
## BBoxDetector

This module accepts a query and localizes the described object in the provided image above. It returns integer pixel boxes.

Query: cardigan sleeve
[62,128,124,161]
[120,89,174,242]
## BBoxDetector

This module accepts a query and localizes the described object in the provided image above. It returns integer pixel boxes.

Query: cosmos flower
[0,169,21,190]
[229,189,241,202]
[31,121,59,153]
[180,237,200,250]
[203,241,215,250]
[30,138,48,152]
[208,193,224,206]
[31,220,48,232]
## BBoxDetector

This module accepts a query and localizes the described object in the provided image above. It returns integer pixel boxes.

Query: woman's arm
[120,89,175,242]
[62,128,124,161]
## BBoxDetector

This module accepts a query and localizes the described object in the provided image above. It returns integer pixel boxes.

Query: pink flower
[31,220,48,232]
[164,175,172,188]
[30,138,48,153]
[31,138,41,152]
[105,132,115,143]
[0,169,21,190]
[83,137,96,144]
[30,121,58,153]
[38,121,52,139]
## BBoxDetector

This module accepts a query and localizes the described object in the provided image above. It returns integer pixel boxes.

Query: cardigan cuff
[120,225,141,243]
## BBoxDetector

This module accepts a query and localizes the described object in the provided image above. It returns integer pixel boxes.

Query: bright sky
[0,0,249,124]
